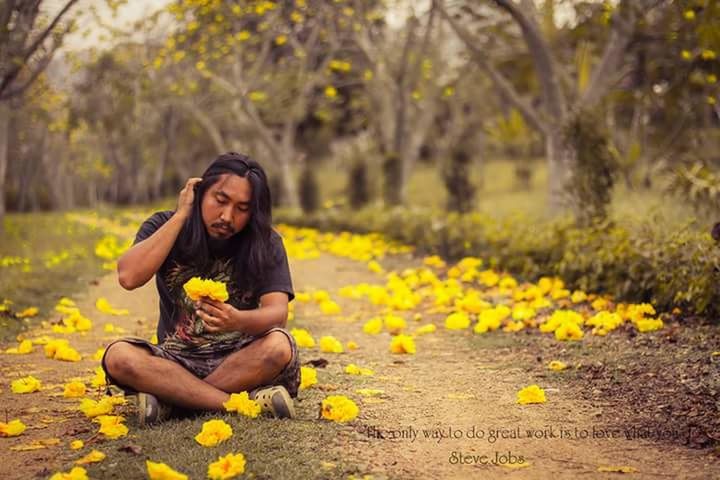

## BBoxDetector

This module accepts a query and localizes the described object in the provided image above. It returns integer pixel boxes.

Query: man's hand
[195,298,238,333]
[177,177,203,220]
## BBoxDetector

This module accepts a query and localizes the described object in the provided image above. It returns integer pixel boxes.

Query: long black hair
[174,152,276,295]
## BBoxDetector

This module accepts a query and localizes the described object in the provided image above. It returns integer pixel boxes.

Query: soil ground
[1,250,720,479]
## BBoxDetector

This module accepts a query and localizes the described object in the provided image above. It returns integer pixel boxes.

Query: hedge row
[275,207,720,319]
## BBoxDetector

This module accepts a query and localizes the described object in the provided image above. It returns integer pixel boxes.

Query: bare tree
[0,0,78,229]
[437,0,648,212]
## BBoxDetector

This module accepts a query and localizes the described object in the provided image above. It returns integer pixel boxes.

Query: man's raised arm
[117,178,202,290]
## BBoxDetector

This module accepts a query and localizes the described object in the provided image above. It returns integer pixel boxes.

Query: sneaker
[249,385,296,419]
[137,392,173,427]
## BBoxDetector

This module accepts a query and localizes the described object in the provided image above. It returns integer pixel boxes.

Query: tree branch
[0,0,78,99]
[492,0,566,120]
[579,0,637,108]
[436,0,547,135]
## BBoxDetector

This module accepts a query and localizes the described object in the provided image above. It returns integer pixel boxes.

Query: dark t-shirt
[134,211,294,346]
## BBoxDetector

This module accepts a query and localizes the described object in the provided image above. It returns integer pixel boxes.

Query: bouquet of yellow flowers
[182,277,229,335]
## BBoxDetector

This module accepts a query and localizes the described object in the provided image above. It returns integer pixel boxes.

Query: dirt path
[1,251,719,479]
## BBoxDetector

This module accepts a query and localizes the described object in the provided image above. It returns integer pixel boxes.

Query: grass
[0,207,155,342]
[0,212,107,341]
[316,158,702,229]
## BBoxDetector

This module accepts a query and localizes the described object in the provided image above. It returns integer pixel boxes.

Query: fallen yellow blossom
[517,385,546,405]
[321,395,359,423]
[75,449,106,465]
[362,317,383,335]
[547,361,568,371]
[290,328,316,348]
[0,419,26,437]
[208,452,246,480]
[147,460,188,480]
[344,364,374,376]
[195,419,233,447]
[63,381,87,398]
[390,334,416,354]
[300,366,318,390]
[223,392,261,418]
[94,415,128,439]
[319,335,344,353]
[49,466,88,480]
[11,375,42,393]
[5,339,33,354]
[95,297,129,315]
[15,306,39,318]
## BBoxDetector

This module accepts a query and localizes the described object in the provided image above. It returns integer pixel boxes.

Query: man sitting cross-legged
[103,152,299,425]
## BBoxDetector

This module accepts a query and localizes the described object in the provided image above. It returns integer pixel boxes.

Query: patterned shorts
[101,327,300,398]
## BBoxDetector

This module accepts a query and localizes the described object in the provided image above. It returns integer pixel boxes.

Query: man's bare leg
[104,341,230,410]
[203,330,292,393]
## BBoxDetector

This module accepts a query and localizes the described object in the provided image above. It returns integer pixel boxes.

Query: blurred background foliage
[1,0,719,317]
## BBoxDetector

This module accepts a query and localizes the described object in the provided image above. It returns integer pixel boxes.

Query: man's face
[200,173,252,239]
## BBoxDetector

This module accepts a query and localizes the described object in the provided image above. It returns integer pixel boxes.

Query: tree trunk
[545,127,574,213]
[279,153,299,209]
[0,102,9,232]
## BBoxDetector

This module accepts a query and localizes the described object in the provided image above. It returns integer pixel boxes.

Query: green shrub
[275,207,720,318]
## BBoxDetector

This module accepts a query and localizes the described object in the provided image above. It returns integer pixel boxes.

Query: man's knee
[104,341,148,379]
[261,331,292,371]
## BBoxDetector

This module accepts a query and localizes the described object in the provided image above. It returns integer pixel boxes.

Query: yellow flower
[49,466,89,480]
[300,366,318,390]
[517,384,546,404]
[5,338,33,354]
[15,307,39,318]
[290,328,316,348]
[11,375,42,393]
[54,344,82,362]
[384,314,406,334]
[555,322,584,341]
[95,415,128,439]
[223,392,261,418]
[321,395,359,423]
[367,260,384,274]
[235,30,251,42]
[547,360,568,371]
[319,299,341,315]
[79,398,114,418]
[195,419,233,447]
[389,334,415,354]
[64,381,87,398]
[415,324,436,335]
[183,277,229,302]
[0,419,26,437]
[701,49,716,60]
[570,290,587,303]
[208,452,246,480]
[75,449,106,465]
[635,318,663,333]
[319,335,344,353]
[91,366,107,387]
[325,86,338,98]
[445,311,470,330]
[684,9,695,20]
[362,317,383,335]
[275,34,287,45]
[70,440,84,450]
[147,460,188,480]
[248,91,267,102]
[344,364,374,376]
[95,297,129,315]
[346,340,358,350]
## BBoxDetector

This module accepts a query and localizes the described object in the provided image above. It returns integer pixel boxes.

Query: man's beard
[207,233,233,255]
